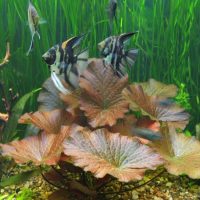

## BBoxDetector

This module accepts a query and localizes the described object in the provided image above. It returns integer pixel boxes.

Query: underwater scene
[0,0,200,199]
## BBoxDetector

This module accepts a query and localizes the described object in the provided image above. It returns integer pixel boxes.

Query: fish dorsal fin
[119,31,138,43]
[61,34,86,50]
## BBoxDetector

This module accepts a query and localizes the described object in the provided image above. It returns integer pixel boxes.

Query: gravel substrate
[1,164,200,200]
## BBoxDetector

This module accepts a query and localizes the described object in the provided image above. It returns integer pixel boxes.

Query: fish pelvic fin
[51,72,70,95]
[26,32,35,56]
[36,31,40,39]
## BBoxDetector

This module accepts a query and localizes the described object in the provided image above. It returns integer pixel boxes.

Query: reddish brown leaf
[63,127,163,182]
[123,85,189,122]
[0,127,69,165]
[79,59,129,127]
[19,109,72,134]
[151,125,200,179]
[136,79,178,97]
[60,89,81,115]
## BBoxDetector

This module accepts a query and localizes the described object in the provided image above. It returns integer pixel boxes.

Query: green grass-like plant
[0,0,199,126]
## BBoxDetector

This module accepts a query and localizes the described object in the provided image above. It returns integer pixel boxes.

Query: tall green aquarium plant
[0,0,199,127]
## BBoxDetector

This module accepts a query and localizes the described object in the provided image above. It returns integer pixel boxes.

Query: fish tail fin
[26,33,35,56]
[124,48,139,66]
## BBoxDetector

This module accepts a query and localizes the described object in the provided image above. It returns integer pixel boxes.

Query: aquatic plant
[0,0,199,199]
[0,188,36,200]
[0,0,199,126]
[1,56,200,199]
[175,83,191,111]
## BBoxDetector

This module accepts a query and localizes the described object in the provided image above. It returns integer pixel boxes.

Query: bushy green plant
[175,83,191,110]
[0,188,36,200]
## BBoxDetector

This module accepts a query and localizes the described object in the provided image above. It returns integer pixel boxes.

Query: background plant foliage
[0,0,199,130]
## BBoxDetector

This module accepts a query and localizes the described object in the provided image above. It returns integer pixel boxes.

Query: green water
[0,0,199,130]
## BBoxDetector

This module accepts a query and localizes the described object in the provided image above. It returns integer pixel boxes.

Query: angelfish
[26,1,43,56]
[42,35,88,88]
[98,32,138,77]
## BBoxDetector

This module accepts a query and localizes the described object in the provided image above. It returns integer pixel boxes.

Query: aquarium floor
[1,165,200,200]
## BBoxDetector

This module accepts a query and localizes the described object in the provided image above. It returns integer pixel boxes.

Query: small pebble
[131,191,139,199]
[166,182,173,187]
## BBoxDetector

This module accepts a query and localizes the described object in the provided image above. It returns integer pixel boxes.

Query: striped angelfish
[98,32,138,77]
[42,35,88,88]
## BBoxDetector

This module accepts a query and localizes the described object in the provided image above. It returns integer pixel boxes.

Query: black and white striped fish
[42,35,88,88]
[98,32,138,77]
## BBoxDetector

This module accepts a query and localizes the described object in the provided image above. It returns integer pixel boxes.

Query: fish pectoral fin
[39,18,47,25]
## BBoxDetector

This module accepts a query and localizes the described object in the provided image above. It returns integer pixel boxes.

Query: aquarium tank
[0,0,200,199]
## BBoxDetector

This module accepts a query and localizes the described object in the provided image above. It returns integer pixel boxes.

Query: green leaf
[0,169,40,187]
[2,88,41,143]
[16,188,36,200]
[0,195,9,200]
[7,194,15,200]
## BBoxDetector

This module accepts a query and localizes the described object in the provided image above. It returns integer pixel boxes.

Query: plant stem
[96,177,115,190]
[99,169,165,196]
[39,166,65,190]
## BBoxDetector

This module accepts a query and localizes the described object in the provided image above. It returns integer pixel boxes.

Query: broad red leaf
[123,85,189,122]
[151,125,200,179]
[19,109,71,134]
[136,79,178,97]
[79,59,129,127]
[0,127,69,165]
[63,127,163,182]
[59,89,81,115]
